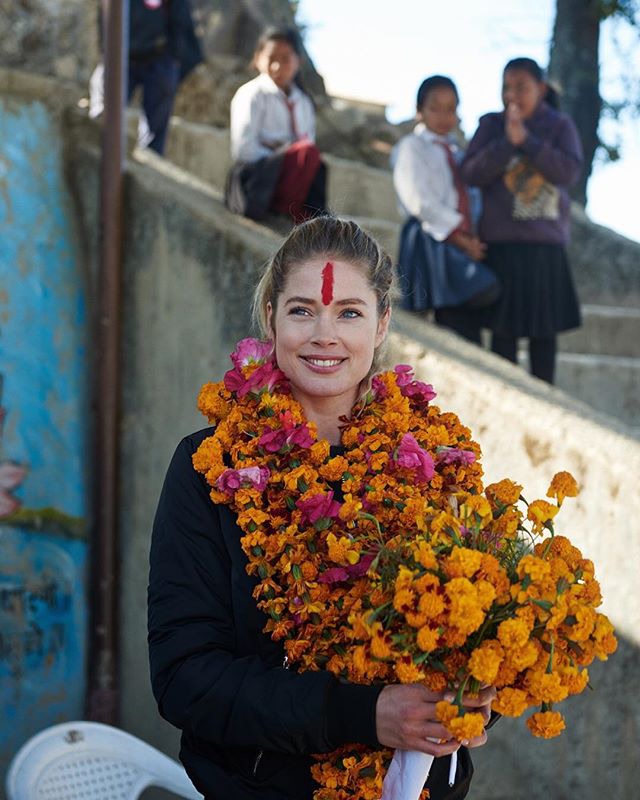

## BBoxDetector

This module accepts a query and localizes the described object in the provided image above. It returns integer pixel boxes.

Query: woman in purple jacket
[461,57,582,384]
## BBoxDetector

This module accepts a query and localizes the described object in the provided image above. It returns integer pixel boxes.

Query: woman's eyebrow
[284,296,316,305]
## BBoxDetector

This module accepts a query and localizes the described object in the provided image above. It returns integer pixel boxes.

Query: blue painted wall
[0,97,88,781]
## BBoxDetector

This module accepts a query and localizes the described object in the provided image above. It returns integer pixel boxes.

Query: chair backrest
[5,721,204,800]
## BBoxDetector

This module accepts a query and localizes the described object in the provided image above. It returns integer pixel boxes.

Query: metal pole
[87,0,129,725]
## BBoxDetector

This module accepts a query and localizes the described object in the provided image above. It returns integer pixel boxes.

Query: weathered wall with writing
[0,78,89,787]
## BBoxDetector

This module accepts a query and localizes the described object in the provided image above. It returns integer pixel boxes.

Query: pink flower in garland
[435,446,476,466]
[371,374,388,400]
[259,411,314,453]
[224,337,289,398]
[393,433,435,483]
[224,361,288,398]
[230,337,273,369]
[296,491,341,528]
[393,365,437,403]
[319,553,376,584]
[216,465,270,495]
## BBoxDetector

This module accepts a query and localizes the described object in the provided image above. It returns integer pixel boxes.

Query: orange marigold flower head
[497,618,531,650]
[508,639,540,671]
[394,587,417,614]
[314,456,349,481]
[515,604,537,629]
[395,565,416,591]
[417,588,445,619]
[445,547,483,579]
[576,557,595,580]
[575,578,602,607]
[197,381,231,423]
[442,650,469,680]
[308,439,330,465]
[423,669,448,693]
[413,572,440,594]
[517,554,552,583]
[592,613,618,659]
[435,701,458,725]
[468,639,504,685]
[447,712,486,742]
[485,478,523,507]
[411,532,438,564]
[475,579,497,609]
[440,626,468,648]
[489,507,521,540]
[527,710,566,738]
[525,671,569,704]
[493,687,530,717]
[564,604,597,642]
[370,623,394,659]
[395,656,426,683]
[548,556,572,582]
[326,532,360,566]
[237,507,270,529]
[416,624,440,653]
[527,499,559,533]
[405,610,429,628]
[563,666,589,695]
[546,471,579,507]
[494,659,520,688]
[400,497,429,533]
[338,493,363,524]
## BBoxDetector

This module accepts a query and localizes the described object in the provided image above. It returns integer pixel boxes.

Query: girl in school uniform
[225,27,327,224]
[460,57,583,384]
[392,75,498,344]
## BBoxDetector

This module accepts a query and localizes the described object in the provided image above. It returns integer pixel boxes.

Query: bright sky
[297,0,640,243]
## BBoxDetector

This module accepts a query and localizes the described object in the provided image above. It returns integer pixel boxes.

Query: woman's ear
[375,308,391,348]
[266,302,274,340]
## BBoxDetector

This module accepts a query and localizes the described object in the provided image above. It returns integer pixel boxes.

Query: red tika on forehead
[321,261,334,305]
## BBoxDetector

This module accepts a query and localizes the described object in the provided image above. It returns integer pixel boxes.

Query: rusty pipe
[86,0,129,725]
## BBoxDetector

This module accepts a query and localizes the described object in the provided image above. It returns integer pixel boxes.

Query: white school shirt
[230,73,316,163]
[391,123,464,242]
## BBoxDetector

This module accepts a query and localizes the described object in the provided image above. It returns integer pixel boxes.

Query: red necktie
[284,98,300,141]
[438,141,472,234]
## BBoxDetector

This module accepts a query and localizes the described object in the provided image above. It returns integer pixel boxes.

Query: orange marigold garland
[193,338,617,800]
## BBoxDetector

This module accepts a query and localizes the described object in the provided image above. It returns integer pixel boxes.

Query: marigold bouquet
[193,338,617,800]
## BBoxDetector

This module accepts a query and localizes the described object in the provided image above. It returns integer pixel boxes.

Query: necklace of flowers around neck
[192,338,482,660]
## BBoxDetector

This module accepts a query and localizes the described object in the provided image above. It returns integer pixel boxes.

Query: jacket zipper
[253,655,290,777]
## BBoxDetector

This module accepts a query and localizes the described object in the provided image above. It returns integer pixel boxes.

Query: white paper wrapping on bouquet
[380,749,457,799]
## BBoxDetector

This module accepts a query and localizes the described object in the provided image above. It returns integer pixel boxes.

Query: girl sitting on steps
[225,27,328,225]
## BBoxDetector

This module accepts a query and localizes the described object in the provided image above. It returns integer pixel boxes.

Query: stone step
[555,352,640,429]
[559,304,640,357]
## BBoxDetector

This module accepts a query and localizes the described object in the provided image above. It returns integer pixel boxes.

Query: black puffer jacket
[148,428,473,799]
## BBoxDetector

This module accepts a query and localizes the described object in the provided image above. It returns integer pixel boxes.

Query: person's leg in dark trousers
[140,54,180,155]
[529,336,557,384]
[491,333,518,363]
[435,307,482,345]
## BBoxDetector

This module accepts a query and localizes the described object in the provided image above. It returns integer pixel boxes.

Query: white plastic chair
[5,720,204,800]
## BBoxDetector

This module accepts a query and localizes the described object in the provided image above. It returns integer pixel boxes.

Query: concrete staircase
[163,116,640,433]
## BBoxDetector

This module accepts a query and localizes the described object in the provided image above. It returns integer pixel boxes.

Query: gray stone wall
[0,0,98,85]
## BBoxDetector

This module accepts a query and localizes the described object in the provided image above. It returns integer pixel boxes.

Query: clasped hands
[505,102,528,147]
[375,683,496,757]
